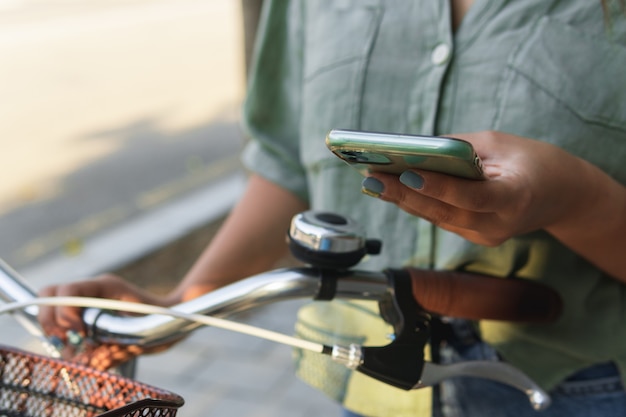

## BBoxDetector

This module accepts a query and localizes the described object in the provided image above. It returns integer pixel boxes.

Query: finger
[364,174,483,228]
[37,285,68,340]
[54,284,90,336]
[396,192,502,239]
[362,175,509,245]
[92,273,141,303]
[398,169,519,213]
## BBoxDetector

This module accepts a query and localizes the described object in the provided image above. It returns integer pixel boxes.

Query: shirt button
[431,43,451,65]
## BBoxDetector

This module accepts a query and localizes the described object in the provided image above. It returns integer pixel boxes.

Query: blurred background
[0,1,340,416]
[0,0,250,272]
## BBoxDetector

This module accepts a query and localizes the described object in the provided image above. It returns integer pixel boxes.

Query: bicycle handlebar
[83,268,390,347]
[83,267,561,347]
[0,259,558,411]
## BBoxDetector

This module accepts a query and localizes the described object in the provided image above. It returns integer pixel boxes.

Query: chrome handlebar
[84,267,390,347]
[0,211,554,410]
[0,258,550,410]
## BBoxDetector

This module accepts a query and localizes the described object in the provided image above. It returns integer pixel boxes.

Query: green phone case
[326,129,484,180]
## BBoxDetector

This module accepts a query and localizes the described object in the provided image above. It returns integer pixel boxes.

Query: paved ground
[0,0,245,270]
[136,301,341,417]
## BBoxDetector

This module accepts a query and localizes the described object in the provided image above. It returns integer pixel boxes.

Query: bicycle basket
[0,346,184,417]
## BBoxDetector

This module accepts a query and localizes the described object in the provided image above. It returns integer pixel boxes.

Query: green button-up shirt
[241,1,626,415]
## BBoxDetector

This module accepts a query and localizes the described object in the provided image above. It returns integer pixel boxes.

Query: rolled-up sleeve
[240,0,309,202]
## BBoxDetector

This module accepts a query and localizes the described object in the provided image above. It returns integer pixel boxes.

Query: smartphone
[325,129,485,180]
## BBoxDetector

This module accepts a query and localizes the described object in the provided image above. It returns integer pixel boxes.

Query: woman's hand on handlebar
[34,175,307,366]
[37,273,167,343]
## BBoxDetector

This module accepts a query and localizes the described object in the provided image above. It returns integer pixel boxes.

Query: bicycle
[0,210,562,416]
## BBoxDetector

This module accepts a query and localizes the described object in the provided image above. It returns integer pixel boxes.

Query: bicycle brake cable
[0,297,331,354]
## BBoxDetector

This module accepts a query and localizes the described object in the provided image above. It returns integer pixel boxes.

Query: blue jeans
[342,327,626,417]
[437,341,626,417]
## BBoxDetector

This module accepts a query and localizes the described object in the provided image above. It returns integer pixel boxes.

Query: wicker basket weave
[0,346,184,417]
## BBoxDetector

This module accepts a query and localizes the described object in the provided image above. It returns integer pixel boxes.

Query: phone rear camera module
[341,151,369,162]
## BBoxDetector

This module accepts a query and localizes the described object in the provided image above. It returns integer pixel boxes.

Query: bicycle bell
[288,211,382,269]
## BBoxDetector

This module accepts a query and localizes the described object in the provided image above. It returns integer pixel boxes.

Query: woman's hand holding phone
[362,131,574,245]
[361,130,626,282]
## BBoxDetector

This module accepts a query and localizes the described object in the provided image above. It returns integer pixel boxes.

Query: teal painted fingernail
[66,330,84,346]
[400,171,424,189]
[361,177,384,198]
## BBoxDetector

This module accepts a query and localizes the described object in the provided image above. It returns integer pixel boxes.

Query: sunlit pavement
[0,0,246,270]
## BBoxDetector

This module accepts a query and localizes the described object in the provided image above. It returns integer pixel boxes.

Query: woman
[40,1,626,416]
